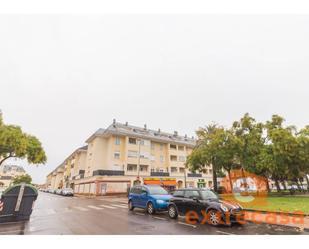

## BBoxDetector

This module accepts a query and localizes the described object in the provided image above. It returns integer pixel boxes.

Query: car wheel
[168,205,178,219]
[208,209,221,226]
[147,202,155,215]
[128,200,134,211]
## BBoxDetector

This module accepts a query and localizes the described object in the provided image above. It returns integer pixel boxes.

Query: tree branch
[0,153,14,166]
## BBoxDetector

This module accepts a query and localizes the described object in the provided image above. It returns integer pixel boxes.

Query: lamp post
[136,138,142,185]
[184,169,187,188]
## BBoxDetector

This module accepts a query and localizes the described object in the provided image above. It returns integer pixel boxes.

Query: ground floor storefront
[72,175,215,196]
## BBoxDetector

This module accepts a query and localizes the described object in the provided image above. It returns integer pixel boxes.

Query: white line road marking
[153,216,167,221]
[111,204,127,209]
[178,222,197,228]
[88,205,104,210]
[74,206,88,211]
[216,230,234,235]
[100,205,117,209]
[46,209,56,215]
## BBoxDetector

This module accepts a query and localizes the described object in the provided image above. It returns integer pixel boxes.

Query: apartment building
[47,121,214,195]
[0,165,26,191]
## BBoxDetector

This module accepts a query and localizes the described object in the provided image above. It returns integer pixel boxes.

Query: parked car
[55,189,62,195]
[62,188,74,196]
[128,185,172,214]
[167,188,243,226]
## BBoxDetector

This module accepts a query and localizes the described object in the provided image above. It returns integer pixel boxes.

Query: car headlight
[156,200,166,204]
[220,204,229,212]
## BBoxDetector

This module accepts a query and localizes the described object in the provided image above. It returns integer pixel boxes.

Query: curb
[244,209,309,217]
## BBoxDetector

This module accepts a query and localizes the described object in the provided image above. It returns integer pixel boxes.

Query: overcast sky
[1,15,309,184]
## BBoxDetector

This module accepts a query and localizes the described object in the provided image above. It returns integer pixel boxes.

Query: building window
[140,140,150,146]
[115,137,121,145]
[179,168,185,173]
[179,156,186,162]
[140,151,149,159]
[170,144,177,150]
[171,167,178,173]
[178,145,184,151]
[170,155,177,161]
[129,138,137,144]
[128,150,138,158]
[127,164,137,171]
[209,169,213,174]
[139,165,148,172]
[160,155,164,162]
[160,144,163,151]
[151,168,155,172]
[114,152,120,159]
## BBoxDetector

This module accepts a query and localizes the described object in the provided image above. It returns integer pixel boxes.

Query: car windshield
[199,190,218,200]
[148,186,168,195]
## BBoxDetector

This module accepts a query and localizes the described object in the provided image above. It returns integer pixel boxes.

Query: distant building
[47,121,215,195]
[0,164,26,191]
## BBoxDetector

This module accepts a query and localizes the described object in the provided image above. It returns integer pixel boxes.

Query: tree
[12,174,32,185]
[186,124,240,192]
[0,112,47,166]
[232,113,264,173]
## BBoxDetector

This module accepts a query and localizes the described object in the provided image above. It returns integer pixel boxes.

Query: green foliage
[12,174,32,185]
[0,112,47,166]
[187,113,309,193]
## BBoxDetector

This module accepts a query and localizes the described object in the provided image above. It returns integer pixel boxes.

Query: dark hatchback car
[168,188,243,226]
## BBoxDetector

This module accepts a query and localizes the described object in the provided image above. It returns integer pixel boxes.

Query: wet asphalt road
[0,192,307,235]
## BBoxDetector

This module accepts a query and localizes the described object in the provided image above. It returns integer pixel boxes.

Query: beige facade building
[0,165,26,191]
[47,121,214,195]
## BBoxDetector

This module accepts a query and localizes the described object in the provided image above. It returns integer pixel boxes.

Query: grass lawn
[242,196,309,214]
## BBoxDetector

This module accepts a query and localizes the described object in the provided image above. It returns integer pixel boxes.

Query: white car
[62,188,74,196]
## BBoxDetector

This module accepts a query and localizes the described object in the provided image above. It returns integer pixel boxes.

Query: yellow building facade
[47,121,214,195]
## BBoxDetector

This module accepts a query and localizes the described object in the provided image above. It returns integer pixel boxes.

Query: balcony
[151,172,170,177]
[187,173,202,178]
[93,170,125,176]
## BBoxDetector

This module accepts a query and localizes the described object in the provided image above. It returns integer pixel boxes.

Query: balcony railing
[150,172,170,177]
[93,170,125,176]
[187,173,202,177]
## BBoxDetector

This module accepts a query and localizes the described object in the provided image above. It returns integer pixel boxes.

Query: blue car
[128,185,172,214]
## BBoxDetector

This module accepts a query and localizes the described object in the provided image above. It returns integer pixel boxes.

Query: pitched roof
[86,122,196,147]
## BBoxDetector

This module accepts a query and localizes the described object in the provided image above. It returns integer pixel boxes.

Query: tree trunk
[295,180,301,191]
[274,179,281,192]
[298,178,304,192]
[265,178,270,193]
[281,181,287,191]
[305,175,309,191]
[227,169,233,193]
[212,164,218,193]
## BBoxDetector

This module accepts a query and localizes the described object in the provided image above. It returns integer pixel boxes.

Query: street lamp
[136,138,142,185]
